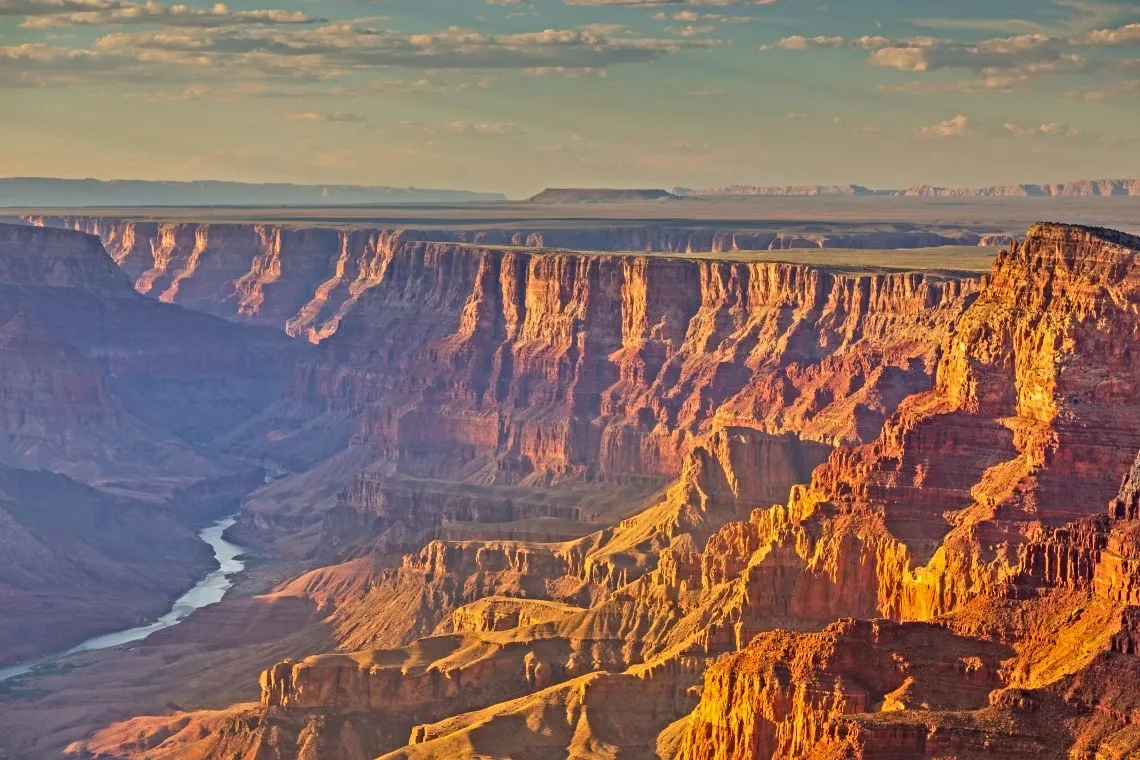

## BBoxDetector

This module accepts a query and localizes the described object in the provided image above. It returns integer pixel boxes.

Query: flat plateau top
[461,244,998,276]
[6,196,1140,234]
[646,245,998,276]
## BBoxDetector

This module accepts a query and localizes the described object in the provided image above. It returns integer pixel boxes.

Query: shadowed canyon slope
[0,222,305,664]
[4,221,1140,760]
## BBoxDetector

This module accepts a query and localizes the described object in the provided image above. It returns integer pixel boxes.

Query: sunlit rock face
[25,216,984,340]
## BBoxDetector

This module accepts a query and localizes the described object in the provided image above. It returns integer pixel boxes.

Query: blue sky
[2,0,1139,196]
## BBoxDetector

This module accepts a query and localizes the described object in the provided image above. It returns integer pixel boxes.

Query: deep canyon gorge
[1,208,1140,760]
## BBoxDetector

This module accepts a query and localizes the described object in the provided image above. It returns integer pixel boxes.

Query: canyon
[0,215,1139,760]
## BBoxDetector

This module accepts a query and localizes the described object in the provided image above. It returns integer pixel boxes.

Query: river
[0,515,246,683]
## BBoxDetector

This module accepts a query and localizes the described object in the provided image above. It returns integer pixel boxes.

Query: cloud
[764,20,1140,88]
[566,0,778,5]
[14,1,324,28]
[666,24,715,36]
[0,0,114,15]
[652,10,753,22]
[399,120,520,136]
[914,114,970,139]
[1066,77,1140,101]
[91,23,722,72]
[1038,121,1082,137]
[1004,121,1082,138]
[0,18,725,89]
[286,110,366,122]
[1075,22,1140,46]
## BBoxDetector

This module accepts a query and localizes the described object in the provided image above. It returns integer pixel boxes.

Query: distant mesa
[0,177,506,207]
[674,178,1140,198]
[526,188,682,203]
[900,178,1140,197]
[673,184,884,197]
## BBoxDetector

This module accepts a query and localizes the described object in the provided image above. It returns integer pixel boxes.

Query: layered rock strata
[25,217,985,340]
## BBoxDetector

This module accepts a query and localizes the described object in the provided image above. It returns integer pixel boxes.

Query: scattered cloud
[763,19,1140,97]
[565,0,778,6]
[1003,120,1085,140]
[286,110,366,122]
[0,21,724,89]
[399,120,521,136]
[651,10,753,22]
[13,0,324,28]
[914,114,970,139]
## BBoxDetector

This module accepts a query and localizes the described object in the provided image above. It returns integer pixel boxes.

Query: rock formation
[24,217,989,342]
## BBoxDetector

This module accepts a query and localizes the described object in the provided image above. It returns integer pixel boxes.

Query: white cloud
[15,1,324,28]
[914,114,970,139]
[286,110,366,122]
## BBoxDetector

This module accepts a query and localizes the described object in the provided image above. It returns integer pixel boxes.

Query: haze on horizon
[2,0,1139,197]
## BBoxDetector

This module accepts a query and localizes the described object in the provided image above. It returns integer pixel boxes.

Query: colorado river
[0,515,245,683]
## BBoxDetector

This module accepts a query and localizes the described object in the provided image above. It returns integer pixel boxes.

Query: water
[0,515,246,683]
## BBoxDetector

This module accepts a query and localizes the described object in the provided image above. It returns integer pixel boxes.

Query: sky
[1,0,1139,196]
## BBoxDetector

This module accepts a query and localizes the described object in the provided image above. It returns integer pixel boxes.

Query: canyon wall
[307,247,975,481]
[24,217,985,342]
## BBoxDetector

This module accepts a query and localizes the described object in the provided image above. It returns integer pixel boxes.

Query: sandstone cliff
[24,217,986,344]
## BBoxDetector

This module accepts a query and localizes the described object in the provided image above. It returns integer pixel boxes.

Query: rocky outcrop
[22,221,1140,760]
[677,619,1008,760]
[701,224,1140,630]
